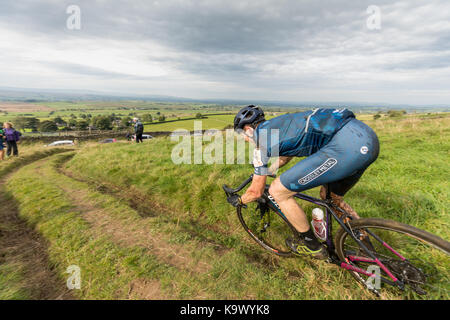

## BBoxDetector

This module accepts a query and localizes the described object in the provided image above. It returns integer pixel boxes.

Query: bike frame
[224,174,406,290]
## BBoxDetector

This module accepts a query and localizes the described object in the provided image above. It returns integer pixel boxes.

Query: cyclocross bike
[223,174,450,298]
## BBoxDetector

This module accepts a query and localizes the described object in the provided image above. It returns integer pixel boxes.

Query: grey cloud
[2,1,448,57]
[0,0,394,53]
[0,0,449,104]
[42,61,158,80]
[383,54,450,71]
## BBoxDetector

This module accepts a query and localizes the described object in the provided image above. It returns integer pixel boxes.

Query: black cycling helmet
[233,105,265,132]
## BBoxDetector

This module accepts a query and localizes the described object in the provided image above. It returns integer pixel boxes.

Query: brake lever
[222,184,235,197]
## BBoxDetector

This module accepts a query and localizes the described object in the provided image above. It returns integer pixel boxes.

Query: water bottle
[311,208,327,241]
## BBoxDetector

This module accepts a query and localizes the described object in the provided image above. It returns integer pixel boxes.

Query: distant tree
[158,115,166,122]
[109,113,120,122]
[68,119,77,128]
[80,114,87,119]
[53,116,67,126]
[92,115,113,130]
[70,114,77,119]
[120,116,132,128]
[142,113,153,123]
[13,116,30,130]
[27,117,40,132]
[373,114,381,120]
[387,110,406,118]
[195,113,203,119]
[39,120,58,132]
[75,120,89,130]
[13,116,40,131]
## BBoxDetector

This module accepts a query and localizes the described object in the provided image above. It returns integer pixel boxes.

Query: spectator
[132,118,144,143]
[0,127,5,160]
[3,122,21,157]
[125,131,133,141]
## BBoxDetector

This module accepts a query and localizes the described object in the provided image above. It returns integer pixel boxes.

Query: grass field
[0,113,448,300]
[143,114,236,131]
[0,101,239,127]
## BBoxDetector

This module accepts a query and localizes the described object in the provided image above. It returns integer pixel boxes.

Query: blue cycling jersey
[252,108,355,175]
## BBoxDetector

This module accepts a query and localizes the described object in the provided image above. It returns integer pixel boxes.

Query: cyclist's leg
[319,169,365,219]
[269,179,309,232]
[269,178,328,259]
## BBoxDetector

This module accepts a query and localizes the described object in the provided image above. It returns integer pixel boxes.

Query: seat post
[326,184,331,200]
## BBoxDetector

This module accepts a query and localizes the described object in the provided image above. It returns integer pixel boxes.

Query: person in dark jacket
[3,122,21,157]
[0,128,5,160]
[133,118,144,143]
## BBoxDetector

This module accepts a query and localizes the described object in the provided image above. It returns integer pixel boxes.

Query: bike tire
[237,203,296,257]
[334,218,450,297]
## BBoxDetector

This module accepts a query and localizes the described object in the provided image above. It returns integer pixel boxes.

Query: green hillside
[0,114,448,299]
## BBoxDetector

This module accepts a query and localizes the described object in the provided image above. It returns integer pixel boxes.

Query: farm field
[0,112,448,300]
[0,101,237,124]
[0,100,252,134]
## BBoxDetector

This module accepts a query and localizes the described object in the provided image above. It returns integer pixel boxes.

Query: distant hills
[0,86,448,112]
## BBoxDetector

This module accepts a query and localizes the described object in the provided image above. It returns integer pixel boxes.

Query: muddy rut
[0,150,75,300]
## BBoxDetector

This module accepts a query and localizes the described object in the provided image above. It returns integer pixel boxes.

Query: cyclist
[227,106,379,260]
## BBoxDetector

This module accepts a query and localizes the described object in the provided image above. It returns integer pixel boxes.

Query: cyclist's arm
[241,175,267,204]
[269,156,293,174]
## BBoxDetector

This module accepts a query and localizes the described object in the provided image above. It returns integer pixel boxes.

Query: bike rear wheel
[335,218,450,298]
[237,201,296,257]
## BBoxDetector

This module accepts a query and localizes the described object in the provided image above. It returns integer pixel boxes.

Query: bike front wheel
[334,218,450,298]
[237,201,296,257]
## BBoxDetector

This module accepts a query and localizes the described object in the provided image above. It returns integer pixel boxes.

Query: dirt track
[0,150,74,299]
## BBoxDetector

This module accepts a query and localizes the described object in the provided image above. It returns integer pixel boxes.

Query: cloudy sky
[0,0,449,104]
